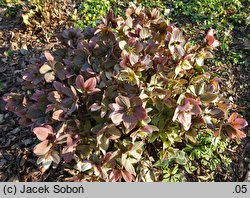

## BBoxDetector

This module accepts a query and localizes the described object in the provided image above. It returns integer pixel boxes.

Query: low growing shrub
[3,3,248,181]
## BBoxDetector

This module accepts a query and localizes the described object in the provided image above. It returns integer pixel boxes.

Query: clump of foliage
[74,0,167,30]
[165,0,248,52]
[74,0,112,29]
[111,0,166,18]
[167,0,243,23]
[165,0,249,119]
[3,3,248,181]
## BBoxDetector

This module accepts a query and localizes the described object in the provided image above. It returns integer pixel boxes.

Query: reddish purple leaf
[178,112,192,131]
[33,140,52,155]
[206,29,219,48]
[66,136,75,149]
[61,151,74,162]
[133,106,147,120]
[226,112,248,139]
[54,62,66,80]
[53,81,74,97]
[140,125,153,133]
[44,51,54,62]
[232,118,248,129]
[30,90,44,101]
[102,152,114,164]
[116,95,130,108]
[109,110,124,125]
[121,170,133,182]
[75,75,85,89]
[84,77,97,91]
[90,103,102,111]
[123,115,137,130]
[45,104,55,113]
[33,126,53,141]
[109,169,122,182]
[53,81,64,93]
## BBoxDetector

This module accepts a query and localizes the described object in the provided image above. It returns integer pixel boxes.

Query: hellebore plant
[225,112,248,139]
[168,28,186,57]
[172,97,202,131]
[109,95,147,131]
[3,3,248,181]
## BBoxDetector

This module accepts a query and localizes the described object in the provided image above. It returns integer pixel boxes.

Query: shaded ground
[0,3,249,182]
[0,4,74,181]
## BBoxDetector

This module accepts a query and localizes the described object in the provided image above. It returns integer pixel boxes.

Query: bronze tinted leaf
[121,170,133,182]
[39,64,52,74]
[97,135,109,154]
[44,51,54,62]
[33,126,53,141]
[106,126,121,140]
[75,75,85,89]
[84,77,96,91]
[52,109,64,121]
[54,63,66,80]
[33,140,52,156]
[140,28,150,39]
[129,53,139,65]
[200,93,217,103]
[109,169,122,182]
[44,72,55,83]
[206,29,219,48]
[51,151,61,165]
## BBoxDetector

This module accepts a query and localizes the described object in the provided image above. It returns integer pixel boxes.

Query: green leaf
[106,126,121,140]
[122,156,136,176]
[97,135,109,154]
[175,64,182,77]
[149,131,159,143]
[130,141,144,152]
[171,164,179,174]
[42,160,52,170]
[140,28,150,39]
[126,16,133,28]
[200,93,217,103]
[129,142,143,160]
[129,53,139,65]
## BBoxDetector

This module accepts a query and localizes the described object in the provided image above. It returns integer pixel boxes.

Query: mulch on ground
[0,3,249,182]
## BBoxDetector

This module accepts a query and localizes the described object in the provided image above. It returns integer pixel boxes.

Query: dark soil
[0,4,73,182]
